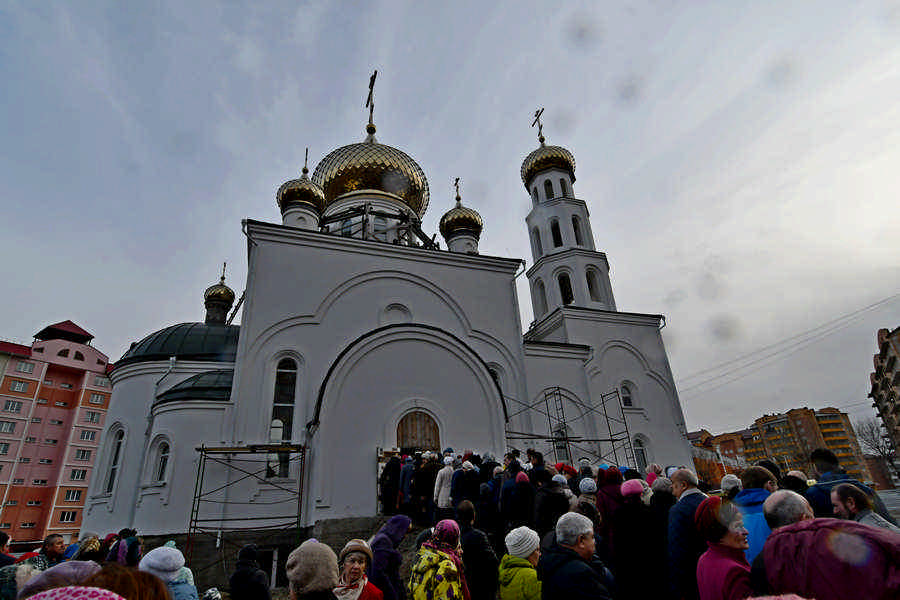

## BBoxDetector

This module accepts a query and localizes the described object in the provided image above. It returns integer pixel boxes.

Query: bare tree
[854,417,900,479]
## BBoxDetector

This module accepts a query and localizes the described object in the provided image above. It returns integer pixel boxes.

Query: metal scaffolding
[505,387,636,467]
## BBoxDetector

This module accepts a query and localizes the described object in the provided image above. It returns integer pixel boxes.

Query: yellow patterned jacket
[408,546,465,600]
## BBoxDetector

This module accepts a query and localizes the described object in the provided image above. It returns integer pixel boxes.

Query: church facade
[82,112,692,536]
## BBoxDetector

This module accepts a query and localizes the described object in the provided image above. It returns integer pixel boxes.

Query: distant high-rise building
[0,321,110,547]
[869,327,900,453]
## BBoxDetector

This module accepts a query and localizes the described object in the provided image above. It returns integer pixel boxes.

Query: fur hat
[504,526,539,559]
[339,539,373,565]
[579,478,597,494]
[286,539,338,594]
[138,546,185,583]
[620,479,644,497]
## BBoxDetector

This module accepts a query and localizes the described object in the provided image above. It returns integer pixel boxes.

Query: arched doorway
[397,410,440,454]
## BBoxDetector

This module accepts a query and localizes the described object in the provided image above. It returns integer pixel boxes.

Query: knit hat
[29,587,125,600]
[552,474,568,486]
[18,561,102,597]
[579,478,597,494]
[238,544,259,562]
[138,546,185,583]
[720,474,742,494]
[339,539,373,565]
[515,472,530,484]
[621,479,644,497]
[286,539,339,594]
[504,526,539,559]
[443,456,453,465]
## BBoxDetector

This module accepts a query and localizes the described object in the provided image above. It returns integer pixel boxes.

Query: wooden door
[397,411,439,452]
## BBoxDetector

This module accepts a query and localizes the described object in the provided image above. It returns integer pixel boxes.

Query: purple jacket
[696,543,752,600]
[368,514,411,600]
[762,518,900,600]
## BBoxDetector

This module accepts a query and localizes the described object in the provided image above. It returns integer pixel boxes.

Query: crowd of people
[0,446,897,599]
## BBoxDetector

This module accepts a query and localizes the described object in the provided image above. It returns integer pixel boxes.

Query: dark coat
[533,482,571,539]
[0,556,12,569]
[805,470,897,524]
[368,514,411,600]
[505,481,535,530]
[612,498,659,599]
[595,482,624,560]
[400,462,415,503]
[380,457,402,515]
[667,490,708,600]
[459,524,499,600]
[229,559,271,600]
[537,544,613,600]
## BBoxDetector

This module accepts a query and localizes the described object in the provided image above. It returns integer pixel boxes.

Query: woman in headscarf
[334,539,382,600]
[408,520,470,600]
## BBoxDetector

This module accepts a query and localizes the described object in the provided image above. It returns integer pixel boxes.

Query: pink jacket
[696,543,752,600]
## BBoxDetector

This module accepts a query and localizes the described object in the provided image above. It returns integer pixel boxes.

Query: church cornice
[243,219,523,275]
[557,306,665,327]
[523,340,591,360]
[526,248,609,278]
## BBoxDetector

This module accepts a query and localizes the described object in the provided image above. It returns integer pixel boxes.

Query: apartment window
[43,380,52,387]
[0,524,8,529]
[2,401,21,414]
[79,430,96,442]
[11,479,23,485]
[0,422,15,434]
[18,457,30,463]
[70,469,87,481]
[93,376,109,387]
[73,351,84,361]
[25,437,36,443]
[89,394,104,405]
[57,349,69,358]
[45,439,58,445]
[33,347,44,353]
[36,398,48,405]
[75,449,91,461]
[59,384,72,390]
[20,522,35,529]
[96,359,104,366]
[64,490,82,502]
[50,419,63,425]
[31,418,41,423]
[9,381,28,393]
[0,443,8,455]
[4,501,16,507]
[54,401,67,407]
[26,500,40,506]
[15,362,35,374]
[33,479,47,486]
[38,459,52,465]
[59,511,77,523]
[85,412,100,424]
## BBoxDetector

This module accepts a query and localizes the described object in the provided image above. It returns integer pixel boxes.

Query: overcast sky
[2,1,899,435]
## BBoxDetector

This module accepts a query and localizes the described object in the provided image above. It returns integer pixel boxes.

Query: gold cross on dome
[365,69,378,124]
[532,107,545,143]
[454,177,460,200]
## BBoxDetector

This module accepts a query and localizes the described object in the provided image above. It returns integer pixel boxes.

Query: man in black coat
[229,544,271,600]
[456,500,499,600]
[533,475,571,539]
[667,468,708,600]
[537,512,613,600]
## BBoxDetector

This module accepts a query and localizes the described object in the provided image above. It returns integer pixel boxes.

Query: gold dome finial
[277,148,326,214]
[532,107,546,146]
[440,178,483,241]
[365,69,378,140]
[204,262,236,324]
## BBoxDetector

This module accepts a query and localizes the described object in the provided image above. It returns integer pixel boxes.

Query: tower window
[535,280,548,316]
[269,358,297,478]
[558,273,574,305]
[340,219,352,237]
[57,349,69,358]
[531,228,543,258]
[633,437,648,472]
[73,351,84,361]
[620,382,634,407]
[544,180,554,200]
[559,179,569,197]
[154,442,170,482]
[572,215,584,246]
[105,430,124,494]
[550,220,563,247]
[532,187,539,202]
[373,217,387,242]
[586,269,602,302]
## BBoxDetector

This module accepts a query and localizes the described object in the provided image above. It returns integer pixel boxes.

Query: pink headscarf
[29,587,125,600]
[423,520,470,600]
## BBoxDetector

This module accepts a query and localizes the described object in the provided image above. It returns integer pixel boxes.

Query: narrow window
[531,228,543,257]
[73,351,84,361]
[105,430,124,494]
[572,215,583,246]
[586,269,602,302]
[558,273,574,305]
[633,438,648,472]
[532,187,539,202]
[269,358,297,478]
[373,217,388,242]
[621,383,633,407]
[544,179,554,200]
[155,442,170,482]
[340,219,353,237]
[550,220,563,247]
[559,178,569,197]
[535,280,548,316]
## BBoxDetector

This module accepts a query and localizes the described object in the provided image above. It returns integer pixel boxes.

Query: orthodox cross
[365,69,378,124]
[220,262,227,283]
[454,177,461,201]
[532,107,545,143]
[302,147,309,175]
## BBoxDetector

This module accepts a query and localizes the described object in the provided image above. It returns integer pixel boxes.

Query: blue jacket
[805,471,898,524]
[167,581,199,600]
[732,487,771,563]
[668,490,707,600]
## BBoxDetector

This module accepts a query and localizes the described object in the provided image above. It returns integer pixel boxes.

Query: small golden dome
[520,142,576,188]
[439,198,483,240]
[312,138,430,217]
[204,275,235,305]
[277,165,326,214]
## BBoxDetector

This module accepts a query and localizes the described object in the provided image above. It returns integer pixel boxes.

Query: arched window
[586,269,602,302]
[558,273,574,305]
[73,351,84,361]
[633,438,648,473]
[550,220,563,247]
[373,217,387,242]
[154,442,170,483]
[57,349,69,358]
[535,280,548,316]
[531,228,543,257]
[488,367,503,399]
[559,179,569,197]
[532,187,539,203]
[544,179,554,200]
[572,215,584,246]
[104,430,125,494]
[620,382,634,407]
[553,426,572,462]
[340,219,353,237]
[268,358,297,478]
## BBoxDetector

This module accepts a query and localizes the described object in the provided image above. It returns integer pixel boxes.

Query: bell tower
[523,109,616,322]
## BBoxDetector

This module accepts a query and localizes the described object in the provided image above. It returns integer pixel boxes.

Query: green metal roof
[156,369,234,404]
[117,322,239,367]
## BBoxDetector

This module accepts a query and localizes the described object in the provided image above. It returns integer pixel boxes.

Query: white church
[82,102,692,537]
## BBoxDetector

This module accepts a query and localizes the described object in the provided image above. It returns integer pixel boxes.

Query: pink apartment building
[0,321,110,548]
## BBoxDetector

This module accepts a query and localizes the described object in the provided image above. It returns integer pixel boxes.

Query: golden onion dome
[520,140,576,189]
[277,165,326,214]
[312,128,430,217]
[204,275,235,305]
[439,196,483,240]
